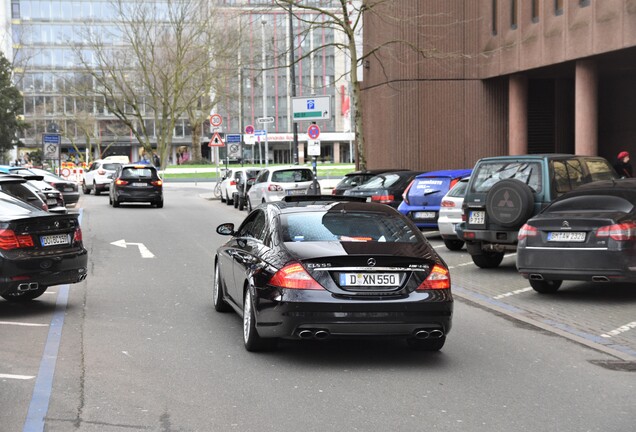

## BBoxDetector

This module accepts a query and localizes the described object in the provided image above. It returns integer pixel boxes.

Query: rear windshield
[281,211,419,243]
[336,174,373,188]
[121,167,157,179]
[102,163,121,170]
[547,195,633,213]
[471,162,542,193]
[271,169,313,183]
[410,178,450,196]
[357,173,404,190]
[0,193,38,216]
[447,179,469,198]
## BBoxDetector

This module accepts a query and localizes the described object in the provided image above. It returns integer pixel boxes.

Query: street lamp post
[261,17,269,167]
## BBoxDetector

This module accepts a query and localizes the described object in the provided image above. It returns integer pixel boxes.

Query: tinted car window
[447,179,469,197]
[358,174,403,189]
[271,169,313,183]
[586,159,617,181]
[471,162,542,193]
[121,167,157,179]
[0,193,38,215]
[336,174,369,188]
[281,212,419,243]
[237,210,267,240]
[256,170,268,183]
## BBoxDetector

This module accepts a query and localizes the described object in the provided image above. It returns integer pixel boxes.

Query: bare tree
[74,0,239,169]
[271,0,464,170]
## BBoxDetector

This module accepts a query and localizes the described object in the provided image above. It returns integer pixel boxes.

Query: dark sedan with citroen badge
[517,178,636,293]
[214,196,453,352]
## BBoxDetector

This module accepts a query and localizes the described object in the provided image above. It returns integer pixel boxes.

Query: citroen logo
[562,221,570,228]
[367,258,376,267]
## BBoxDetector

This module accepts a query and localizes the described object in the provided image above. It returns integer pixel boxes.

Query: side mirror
[216,223,235,236]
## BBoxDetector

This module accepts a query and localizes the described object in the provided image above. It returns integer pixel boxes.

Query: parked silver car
[438,177,469,251]
[247,166,316,211]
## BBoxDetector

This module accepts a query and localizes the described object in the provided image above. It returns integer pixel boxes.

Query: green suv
[462,154,618,268]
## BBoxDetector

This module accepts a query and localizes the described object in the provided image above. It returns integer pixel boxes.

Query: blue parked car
[398,169,473,229]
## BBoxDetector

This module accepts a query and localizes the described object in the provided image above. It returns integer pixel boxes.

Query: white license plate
[41,234,70,247]
[64,186,74,191]
[340,273,399,286]
[548,231,586,242]
[469,210,485,225]
[414,211,436,219]
[132,182,148,187]
[47,199,58,205]
[286,189,305,196]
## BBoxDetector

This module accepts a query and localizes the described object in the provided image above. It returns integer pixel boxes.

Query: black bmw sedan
[517,178,636,293]
[214,196,453,352]
[0,191,88,302]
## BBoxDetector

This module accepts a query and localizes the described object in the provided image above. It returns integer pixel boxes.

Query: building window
[555,0,564,16]
[532,0,540,22]
[492,0,498,35]
[11,0,20,19]
[579,0,590,7]
[511,0,517,29]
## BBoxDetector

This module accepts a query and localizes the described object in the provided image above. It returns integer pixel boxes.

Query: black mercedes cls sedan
[214,196,453,352]
[0,191,88,302]
[517,178,636,293]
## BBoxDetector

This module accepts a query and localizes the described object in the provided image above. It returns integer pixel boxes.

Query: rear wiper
[424,190,440,196]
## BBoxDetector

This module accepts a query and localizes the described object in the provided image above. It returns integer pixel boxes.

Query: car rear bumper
[116,189,162,202]
[253,287,453,339]
[0,250,88,295]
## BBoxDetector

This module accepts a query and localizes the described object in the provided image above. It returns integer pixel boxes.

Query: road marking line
[601,321,636,338]
[0,373,35,380]
[493,287,533,299]
[0,321,48,327]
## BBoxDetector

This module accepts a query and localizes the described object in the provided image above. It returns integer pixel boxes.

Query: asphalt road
[1,184,634,431]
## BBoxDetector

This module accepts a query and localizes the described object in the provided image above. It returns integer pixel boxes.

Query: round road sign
[245,124,255,134]
[307,124,320,140]
[210,114,222,127]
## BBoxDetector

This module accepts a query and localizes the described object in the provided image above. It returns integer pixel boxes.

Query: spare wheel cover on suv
[485,179,534,228]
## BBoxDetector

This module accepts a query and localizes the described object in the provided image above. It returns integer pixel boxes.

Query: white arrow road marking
[0,373,35,380]
[111,239,155,258]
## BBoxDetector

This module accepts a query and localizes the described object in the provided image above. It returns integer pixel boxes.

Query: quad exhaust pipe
[17,282,39,292]
[414,329,445,340]
[297,329,331,340]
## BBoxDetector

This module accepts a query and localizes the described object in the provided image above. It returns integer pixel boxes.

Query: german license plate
[64,186,74,191]
[132,182,147,187]
[469,210,485,225]
[414,211,436,219]
[41,234,70,247]
[340,273,399,286]
[47,199,58,205]
[548,231,586,242]
[286,189,305,196]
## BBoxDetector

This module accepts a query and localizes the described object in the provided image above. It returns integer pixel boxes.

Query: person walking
[613,151,633,178]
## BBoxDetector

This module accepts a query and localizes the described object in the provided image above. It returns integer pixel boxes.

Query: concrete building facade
[361,0,636,171]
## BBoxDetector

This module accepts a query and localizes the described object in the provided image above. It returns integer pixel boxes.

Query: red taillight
[151,180,163,187]
[268,184,283,192]
[97,169,106,175]
[371,194,394,203]
[518,224,539,241]
[115,178,128,186]
[268,263,324,290]
[402,180,415,205]
[417,264,450,290]
[463,231,475,239]
[595,221,636,241]
[441,200,455,208]
[331,189,337,195]
[73,227,83,243]
[449,178,460,190]
[230,180,236,186]
[0,229,34,250]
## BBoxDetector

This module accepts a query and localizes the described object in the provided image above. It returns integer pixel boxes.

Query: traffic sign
[254,129,266,137]
[258,117,275,124]
[307,124,321,140]
[226,134,241,143]
[245,124,254,134]
[208,132,225,147]
[307,140,321,156]
[292,96,331,121]
[210,114,222,127]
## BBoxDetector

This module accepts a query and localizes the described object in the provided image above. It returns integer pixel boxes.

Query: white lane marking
[0,373,35,380]
[0,321,48,327]
[422,231,440,238]
[493,287,533,299]
[111,239,155,258]
[601,321,636,338]
[432,244,448,249]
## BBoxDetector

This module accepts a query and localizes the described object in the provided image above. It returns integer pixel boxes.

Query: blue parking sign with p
[307,100,315,109]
